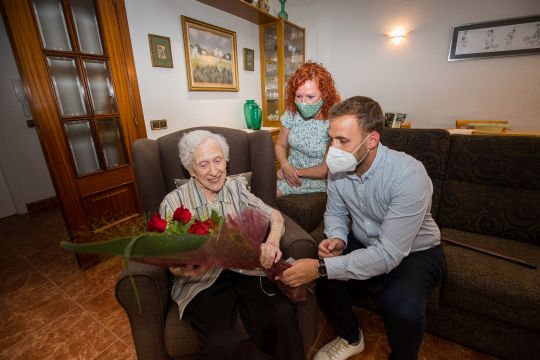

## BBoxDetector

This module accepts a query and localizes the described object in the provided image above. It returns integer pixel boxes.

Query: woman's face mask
[296,99,324,119]
[326,134,371,174]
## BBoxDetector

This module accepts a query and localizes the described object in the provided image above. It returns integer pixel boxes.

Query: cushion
[277,192,327,233]
[439,228,540,332]
[174,172,252,191]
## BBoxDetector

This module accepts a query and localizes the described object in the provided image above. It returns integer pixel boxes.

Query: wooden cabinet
[260,19,305,127]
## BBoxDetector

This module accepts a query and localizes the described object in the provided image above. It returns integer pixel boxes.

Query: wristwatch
[317,258,327,278]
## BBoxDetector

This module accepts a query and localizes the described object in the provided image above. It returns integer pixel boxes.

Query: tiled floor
[0,208,496,359]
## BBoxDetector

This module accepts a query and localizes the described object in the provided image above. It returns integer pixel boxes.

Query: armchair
[115,127,318,359]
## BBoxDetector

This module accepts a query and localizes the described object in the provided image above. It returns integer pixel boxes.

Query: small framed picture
[244,48,255,71]
[148,34,173,68]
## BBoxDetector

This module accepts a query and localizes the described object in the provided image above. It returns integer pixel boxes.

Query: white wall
[286,0,540,130]
[0,16,55,213]
[125,0,264,139]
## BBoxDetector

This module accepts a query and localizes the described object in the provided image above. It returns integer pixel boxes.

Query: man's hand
[169,264,210,277]
[260,242,282,269]
[318,238,346,258]
[276,258,319,287]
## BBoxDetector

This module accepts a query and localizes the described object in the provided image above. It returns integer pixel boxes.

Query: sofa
[115,127,318,359]
[278,128,540,360]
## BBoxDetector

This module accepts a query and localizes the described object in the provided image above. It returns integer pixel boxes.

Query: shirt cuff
[324,255,349,280]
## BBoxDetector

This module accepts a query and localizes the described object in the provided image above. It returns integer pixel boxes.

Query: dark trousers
[184,270,305,360]
[317,233,446,360]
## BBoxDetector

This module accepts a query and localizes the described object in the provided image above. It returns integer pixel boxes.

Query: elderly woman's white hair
[178,130,230,169]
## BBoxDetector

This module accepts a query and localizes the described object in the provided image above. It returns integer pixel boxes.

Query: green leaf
[61,233,209,257]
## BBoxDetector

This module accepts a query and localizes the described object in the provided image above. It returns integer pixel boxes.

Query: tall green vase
[243,100,255,129]
[250,105,262,130]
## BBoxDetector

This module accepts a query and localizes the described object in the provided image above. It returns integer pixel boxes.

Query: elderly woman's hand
[169,264,210,277]
[260,242,282,269]
[281,163,302,187]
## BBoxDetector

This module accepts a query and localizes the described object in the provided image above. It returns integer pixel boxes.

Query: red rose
[188,219,210,235]
[203,218,218,232]
[172,206,192,224]
[147,213,167,233]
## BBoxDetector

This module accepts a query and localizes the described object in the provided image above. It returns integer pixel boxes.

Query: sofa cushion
[277,192,327,234]
[439,134,540,245]
[440,228,540,332]
[381,128,450,221]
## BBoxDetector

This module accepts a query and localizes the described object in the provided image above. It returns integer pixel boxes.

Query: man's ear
[367,132,381,149]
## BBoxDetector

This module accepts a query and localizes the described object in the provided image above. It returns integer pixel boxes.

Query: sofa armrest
[277,192,327,233]
[280,213,318,261]
[115,261,170,360]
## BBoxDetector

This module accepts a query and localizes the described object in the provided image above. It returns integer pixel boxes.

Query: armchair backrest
[132,126,277,213]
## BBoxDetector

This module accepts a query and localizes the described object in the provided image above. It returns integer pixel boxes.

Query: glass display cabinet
[260,19,305,127]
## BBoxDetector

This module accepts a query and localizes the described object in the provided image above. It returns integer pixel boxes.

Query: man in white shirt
[278,96,446,360]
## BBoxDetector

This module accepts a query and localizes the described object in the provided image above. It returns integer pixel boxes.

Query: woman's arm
[296,144,329,179]
[275,125,301,187]
[260,208,285,268]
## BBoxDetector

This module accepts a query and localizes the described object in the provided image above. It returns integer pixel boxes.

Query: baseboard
[26,196,59,213]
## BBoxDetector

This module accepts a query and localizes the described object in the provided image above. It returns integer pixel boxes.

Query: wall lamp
[389,28,407,45]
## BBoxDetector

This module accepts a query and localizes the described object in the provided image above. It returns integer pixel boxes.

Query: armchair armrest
[280,213,318,261]
[115,261,170,360]
[280,213,318,346]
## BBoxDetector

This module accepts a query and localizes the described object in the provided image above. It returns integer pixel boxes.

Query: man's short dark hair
[328,96,384,134]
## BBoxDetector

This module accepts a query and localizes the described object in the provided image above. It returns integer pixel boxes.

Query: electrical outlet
[150,120,162,130]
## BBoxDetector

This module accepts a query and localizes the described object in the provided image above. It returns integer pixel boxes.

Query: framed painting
[148,34,173,68]
[448,15,540,61]
[181,16,239,91]
[244,48,255,71]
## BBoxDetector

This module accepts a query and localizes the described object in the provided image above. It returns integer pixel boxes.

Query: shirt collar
[187,177,230,209]
[347,144,387,182]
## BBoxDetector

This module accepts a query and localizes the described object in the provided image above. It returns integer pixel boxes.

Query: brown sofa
[115,127,318,359]
[278,128,540,360]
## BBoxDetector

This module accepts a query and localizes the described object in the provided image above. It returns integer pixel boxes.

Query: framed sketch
[148,34,173,68]
[181,16,239,91]
[448,15,540,61]
[243,48,255,71]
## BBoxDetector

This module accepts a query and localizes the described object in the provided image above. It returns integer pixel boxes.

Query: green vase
[250,105,262,130]
[278,0,288,20]
[243,100,255,129]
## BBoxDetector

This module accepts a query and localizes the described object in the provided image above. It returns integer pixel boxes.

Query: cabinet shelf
[196,0,278,24]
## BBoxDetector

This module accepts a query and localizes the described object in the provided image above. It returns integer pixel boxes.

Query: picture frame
[181,16,239,91]
[448,15,540,61]
[148,34,173,68]
[243,48,255,71]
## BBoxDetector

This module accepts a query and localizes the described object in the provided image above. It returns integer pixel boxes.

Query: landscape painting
[181,16,239,91]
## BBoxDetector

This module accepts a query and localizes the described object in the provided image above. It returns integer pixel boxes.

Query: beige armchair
[115,127,318,359]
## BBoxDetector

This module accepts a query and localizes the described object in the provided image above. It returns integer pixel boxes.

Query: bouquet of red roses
[61,206,308,303]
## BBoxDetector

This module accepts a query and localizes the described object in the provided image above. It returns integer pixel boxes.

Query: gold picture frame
[181,16,239,91]
[243,48,255,71]
[148,34,173,68]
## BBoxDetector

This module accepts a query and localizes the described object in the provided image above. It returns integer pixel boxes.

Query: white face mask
[326,135,371,174]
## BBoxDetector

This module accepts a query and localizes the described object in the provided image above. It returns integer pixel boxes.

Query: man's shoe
[313,329,365,360]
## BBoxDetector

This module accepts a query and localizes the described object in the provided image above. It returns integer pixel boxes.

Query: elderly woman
[159,130,304,360]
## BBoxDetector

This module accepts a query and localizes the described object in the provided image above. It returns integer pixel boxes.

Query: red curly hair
[285,61,341,119]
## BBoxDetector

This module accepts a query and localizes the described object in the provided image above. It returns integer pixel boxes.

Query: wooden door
[1,0,146,268]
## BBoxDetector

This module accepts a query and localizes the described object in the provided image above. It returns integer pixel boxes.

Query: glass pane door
[264,24,279,121]
[33,0,127,178]
[284,22,305,87]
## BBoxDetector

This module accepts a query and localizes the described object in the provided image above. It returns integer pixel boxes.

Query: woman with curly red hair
[275,61,341,197]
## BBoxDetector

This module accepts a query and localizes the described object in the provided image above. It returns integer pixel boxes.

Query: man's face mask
[295,99,324,119]
[326,134,371,174]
